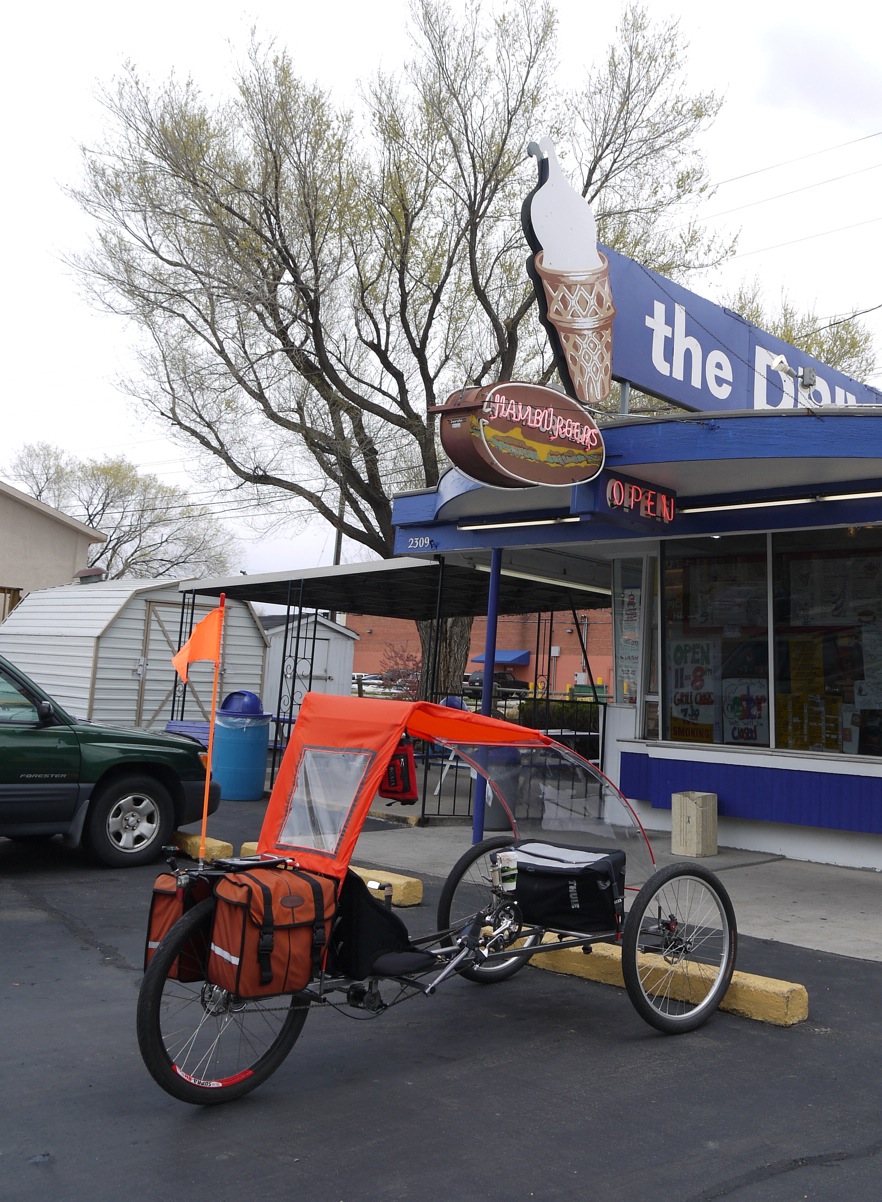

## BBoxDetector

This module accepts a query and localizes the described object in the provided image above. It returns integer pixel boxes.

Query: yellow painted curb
[173,831,234,862]
[368,807,420,827]
[532,940,808,1027]
[349,865,424,908]
[238,842,424,908]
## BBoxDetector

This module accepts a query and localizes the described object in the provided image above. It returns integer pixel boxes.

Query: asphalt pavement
[2,803,881,1202]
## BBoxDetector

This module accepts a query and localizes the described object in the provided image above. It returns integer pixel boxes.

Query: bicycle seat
[331,870,437,979]
[369,948,438,975]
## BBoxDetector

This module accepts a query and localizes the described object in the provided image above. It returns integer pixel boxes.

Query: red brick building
[343,609,612,696]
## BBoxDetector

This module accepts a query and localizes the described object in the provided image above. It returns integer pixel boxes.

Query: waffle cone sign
[522,138,616,408]
[432,382,605,488]
[534,250,615,408]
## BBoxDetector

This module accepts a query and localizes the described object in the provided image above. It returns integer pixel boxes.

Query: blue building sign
[605,246,882,413]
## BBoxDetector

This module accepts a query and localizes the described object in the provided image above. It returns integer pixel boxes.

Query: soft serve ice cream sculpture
[525,137,615,409]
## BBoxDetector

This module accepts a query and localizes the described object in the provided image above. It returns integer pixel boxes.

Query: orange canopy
[257,693,551,880]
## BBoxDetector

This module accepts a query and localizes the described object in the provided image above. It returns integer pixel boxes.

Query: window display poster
[688,559,766,629]
[788,636,826,696]
[841,704,860,752]
[667,638,720,742]
[617,587,641,704]
[722,677,769,745]
[860,627,882,681]
[789,552,882,626]
[854,679,882,709]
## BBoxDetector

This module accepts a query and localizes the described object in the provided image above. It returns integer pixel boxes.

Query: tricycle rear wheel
[437,836,540,983]
[622,863,737,1033]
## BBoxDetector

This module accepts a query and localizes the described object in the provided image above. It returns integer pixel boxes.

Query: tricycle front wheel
[622,863,737,1034]
[137,898,309,1104]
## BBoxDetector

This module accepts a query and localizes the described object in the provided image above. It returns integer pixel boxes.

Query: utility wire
[700,163,881,223]
[732,215,882,258]
[712,131,881,188]
[809,303,882,334]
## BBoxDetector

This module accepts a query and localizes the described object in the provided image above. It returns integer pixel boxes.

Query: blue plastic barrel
[212,691,271,801]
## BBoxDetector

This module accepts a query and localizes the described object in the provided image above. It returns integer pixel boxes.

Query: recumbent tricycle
[137,693,737,1105]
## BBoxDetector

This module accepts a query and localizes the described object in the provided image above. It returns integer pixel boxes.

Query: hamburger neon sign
[432,382,605,489]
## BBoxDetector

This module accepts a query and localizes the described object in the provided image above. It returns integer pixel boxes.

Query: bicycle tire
[437,836,540,983]
[622,863,737,1034]
[136,897,309,1104]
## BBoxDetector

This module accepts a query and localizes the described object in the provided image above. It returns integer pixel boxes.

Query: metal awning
[471,649,531,665]
[178,557,609,618]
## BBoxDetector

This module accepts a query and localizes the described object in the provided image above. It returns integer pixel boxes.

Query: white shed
[262,613,357,716]
[0,579,267,728]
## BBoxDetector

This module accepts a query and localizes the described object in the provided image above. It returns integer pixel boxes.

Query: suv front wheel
[85,775,175,867]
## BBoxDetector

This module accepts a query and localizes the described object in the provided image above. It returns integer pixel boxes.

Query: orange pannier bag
[144,872,213,980]
[208,868,337,998]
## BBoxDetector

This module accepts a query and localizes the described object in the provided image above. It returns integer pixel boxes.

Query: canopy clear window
[278,748,374,852]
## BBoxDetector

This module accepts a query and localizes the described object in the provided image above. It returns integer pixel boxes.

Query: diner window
[662,535,769,746]
[772,527,882,756]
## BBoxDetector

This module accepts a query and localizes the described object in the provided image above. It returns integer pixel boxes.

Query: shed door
[136,602,224,728]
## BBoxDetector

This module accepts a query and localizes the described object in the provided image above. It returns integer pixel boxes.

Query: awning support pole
[472,547,502,843]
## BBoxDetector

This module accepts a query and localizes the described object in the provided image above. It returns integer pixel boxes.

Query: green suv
[0,653,220,867]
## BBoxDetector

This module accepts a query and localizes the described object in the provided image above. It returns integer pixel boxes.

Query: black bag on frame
[511,841,625,933]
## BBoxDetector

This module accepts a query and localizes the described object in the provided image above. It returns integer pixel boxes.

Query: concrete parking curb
[173,830,234,861]
[367,807,421,826]
[236,842,424,906]
[533,941,809,1026]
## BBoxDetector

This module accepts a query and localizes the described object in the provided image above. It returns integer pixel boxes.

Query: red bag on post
[378,738,419,803]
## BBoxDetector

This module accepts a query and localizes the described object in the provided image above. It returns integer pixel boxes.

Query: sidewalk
[353,819,882,963]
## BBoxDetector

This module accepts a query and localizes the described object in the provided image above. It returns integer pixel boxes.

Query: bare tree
[8,443,236,579]
[70,0,729,689]
[723,283,877,381]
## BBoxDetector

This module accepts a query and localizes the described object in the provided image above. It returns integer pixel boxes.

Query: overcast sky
[2,0,879,573]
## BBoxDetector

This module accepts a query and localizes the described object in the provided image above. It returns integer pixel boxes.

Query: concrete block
[672,790,718,856]
[173,830,234,862]
[350,866,424,907]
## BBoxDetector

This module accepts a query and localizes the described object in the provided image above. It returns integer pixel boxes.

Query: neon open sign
[605,475,675,523]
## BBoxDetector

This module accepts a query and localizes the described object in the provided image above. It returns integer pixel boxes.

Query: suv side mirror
[36,700,54,723]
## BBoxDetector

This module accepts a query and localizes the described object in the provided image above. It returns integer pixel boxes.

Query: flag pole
[199,593,226,868]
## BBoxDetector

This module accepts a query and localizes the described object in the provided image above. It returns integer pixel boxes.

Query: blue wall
[620,751,882,835]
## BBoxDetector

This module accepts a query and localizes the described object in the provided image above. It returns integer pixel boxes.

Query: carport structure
[176,555,612,808]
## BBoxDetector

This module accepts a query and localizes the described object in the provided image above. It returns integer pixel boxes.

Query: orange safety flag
[172,595,226,866]
[172,606,224,682]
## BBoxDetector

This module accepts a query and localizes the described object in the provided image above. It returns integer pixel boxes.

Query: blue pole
[472,546,502,843]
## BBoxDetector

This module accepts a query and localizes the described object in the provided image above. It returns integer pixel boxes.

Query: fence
[412,693,606,822]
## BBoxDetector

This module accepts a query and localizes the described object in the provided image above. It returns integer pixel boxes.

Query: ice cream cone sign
[523,138,615,409]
